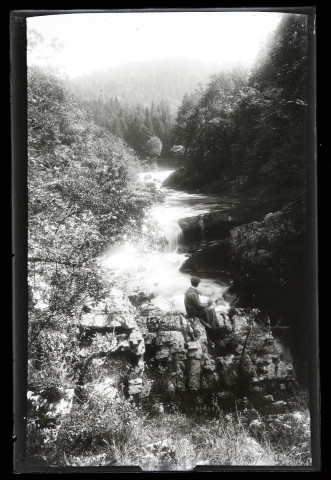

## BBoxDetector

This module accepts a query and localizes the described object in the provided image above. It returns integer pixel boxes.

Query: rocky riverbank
[162,168,310,387]
[27,287,307,431]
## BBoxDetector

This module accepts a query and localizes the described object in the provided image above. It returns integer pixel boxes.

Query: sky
[27,11,283,78]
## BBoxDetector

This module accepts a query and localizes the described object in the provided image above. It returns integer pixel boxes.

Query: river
[101,169,232,314]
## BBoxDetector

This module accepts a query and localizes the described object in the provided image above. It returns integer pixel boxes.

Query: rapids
[102,169,231,313]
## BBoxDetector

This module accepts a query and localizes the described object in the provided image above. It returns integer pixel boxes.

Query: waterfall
[164,222,184,252]
[102,169,231,312]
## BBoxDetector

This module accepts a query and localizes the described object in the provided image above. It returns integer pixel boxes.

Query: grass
[133,409,311,470]
[27,390,312,470]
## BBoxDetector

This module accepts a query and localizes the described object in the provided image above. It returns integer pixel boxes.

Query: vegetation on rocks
[27,65,164,447]
[26,284,312,468]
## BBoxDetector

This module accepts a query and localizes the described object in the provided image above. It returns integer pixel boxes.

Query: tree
[242,13,309,189]
[146,136,162,159]
[173,70,248,181]
[27,28,64,76]
[250,14,308,102]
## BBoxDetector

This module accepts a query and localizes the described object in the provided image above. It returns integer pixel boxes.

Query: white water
[102,169,231,313]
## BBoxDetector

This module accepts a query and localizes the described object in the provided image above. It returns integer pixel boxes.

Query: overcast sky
[27,11,283,78]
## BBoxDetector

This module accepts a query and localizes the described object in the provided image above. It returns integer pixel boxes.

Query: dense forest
[71,58,230,160]
[71,58,227,108]
[77,97,175,158]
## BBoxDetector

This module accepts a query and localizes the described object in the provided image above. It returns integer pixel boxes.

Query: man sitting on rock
[184,276,221,331]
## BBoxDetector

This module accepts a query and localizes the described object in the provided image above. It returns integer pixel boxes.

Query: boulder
[89,377,118,400]
[161,168,190,189]
[179,240,230,275]
[178,211,239,244]
[81,289,138,332]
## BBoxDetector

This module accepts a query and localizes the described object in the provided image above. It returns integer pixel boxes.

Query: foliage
[173,68,249,181]
[25,18,313,470]
[26,389,145,465]
[79,97,174,158]
[173,14,309,193]
[250,14,309,102]
[27,28,65,76]
[27,65,157,409]
[28,320,81,389]
[229,199,306,288]
[56,393,145,458]
[146,136,163,159]
[170,14,311,387]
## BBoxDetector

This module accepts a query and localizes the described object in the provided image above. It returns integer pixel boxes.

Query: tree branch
[28,257,83,267]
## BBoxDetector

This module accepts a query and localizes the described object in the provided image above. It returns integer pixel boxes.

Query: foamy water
[102,169,231,313]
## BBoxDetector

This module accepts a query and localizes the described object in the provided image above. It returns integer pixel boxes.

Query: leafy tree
[173,69,248,182]
[146,136,162,159]
[173,89,203,158]
[246,14,309,189]
[124,108,151,156]
[250,14,308,102]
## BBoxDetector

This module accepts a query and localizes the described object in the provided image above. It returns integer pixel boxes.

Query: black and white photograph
[11,8,319,472]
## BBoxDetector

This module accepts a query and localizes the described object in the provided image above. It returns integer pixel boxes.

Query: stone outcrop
[134,301,295,407]
[29,290,299,437]
[179,240,230,276]
[42,289,297,420]
[161,168,194,191]
[178,212,239,244]
[77,289,146,398]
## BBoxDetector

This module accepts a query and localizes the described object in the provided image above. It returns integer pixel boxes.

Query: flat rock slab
[80,311,109,327]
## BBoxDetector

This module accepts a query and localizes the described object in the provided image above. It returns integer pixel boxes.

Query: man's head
[191,276,201,287]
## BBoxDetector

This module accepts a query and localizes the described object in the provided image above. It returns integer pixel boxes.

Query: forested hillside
[78,98,175,158]
[71,58,228,160]
[71,58,227,109]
